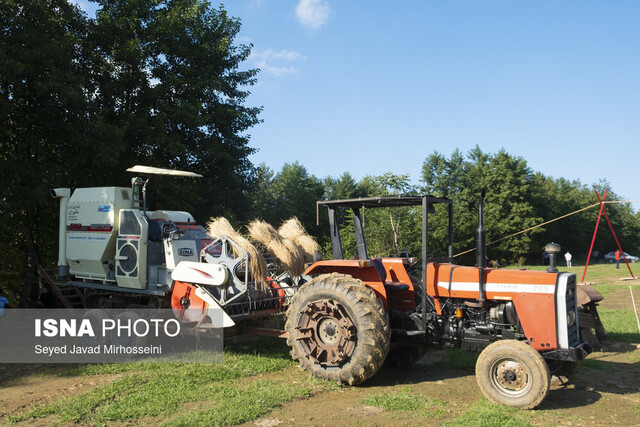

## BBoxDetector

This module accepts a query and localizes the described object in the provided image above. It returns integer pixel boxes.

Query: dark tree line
[2,1,638,306]
[251,150,640,269]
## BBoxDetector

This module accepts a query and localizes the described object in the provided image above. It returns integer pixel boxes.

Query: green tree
[0,0,261,305]
[91,0,261,220]
[249,163,277,223]
[0,0,90,305]
[422,147,542,264]
[250,162,325,237]
[323,172,359,200]
[322,173,361,258]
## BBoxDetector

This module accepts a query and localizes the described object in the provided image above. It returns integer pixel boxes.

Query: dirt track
[2,341,639,426]
[244,345,640,426]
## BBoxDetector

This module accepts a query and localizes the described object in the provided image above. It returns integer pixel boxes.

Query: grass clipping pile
[207,217,269,287]
[208,216,318,283]
[248,220,306,277]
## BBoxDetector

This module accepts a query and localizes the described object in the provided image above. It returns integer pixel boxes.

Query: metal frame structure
[317,195,454,333]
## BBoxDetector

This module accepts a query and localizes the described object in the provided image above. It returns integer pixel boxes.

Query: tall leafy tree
[249,162,325,237]
[91,0,261,220]
[0,0,261,305]
[0,0,90,305]
[270,162,324,235]
[423,148,542,264]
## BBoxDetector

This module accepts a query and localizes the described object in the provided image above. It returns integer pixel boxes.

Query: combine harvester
[47,166,604,409]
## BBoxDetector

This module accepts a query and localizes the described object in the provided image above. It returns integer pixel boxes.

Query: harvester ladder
[37,265,85,309]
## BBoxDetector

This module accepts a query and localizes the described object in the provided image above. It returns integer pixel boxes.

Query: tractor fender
[304,260,388,307]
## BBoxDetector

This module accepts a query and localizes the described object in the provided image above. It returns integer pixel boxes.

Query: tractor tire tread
[475,339,550,409]
[285,273,390,385]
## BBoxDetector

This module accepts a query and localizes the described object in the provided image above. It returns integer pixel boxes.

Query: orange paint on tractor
[426,263,560,351]
[305,260,388,307]
[308,258,565,352]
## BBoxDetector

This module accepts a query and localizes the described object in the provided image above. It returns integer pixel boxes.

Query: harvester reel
[202,236,249,306]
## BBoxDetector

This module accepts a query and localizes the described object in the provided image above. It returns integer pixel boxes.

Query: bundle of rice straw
[278,217,321,263]
[207,217,268,287]
[248,220,306,277]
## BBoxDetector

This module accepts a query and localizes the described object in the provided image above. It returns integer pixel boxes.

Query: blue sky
[76,1,640,209]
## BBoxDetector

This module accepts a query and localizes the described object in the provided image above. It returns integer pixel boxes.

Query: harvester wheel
[285,273,390,385]
[547,360,581,386]
[476,340,550,409]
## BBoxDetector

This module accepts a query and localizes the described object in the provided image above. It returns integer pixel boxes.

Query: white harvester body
[52,183,203,293]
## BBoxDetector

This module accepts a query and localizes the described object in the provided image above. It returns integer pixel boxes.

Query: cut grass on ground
[7,337,338,426]
[363,388,446,413]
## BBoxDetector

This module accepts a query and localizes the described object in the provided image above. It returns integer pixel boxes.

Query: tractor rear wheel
[285,273,390,385]
[476,340,550,409]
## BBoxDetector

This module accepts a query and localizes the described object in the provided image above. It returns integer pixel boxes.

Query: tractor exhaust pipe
[52,188,70,279]
[477,191,487,305]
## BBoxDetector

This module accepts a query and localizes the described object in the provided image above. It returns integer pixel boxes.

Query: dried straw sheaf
[248,220,306,277]
[278,217,321,263]
[207,217,268,287]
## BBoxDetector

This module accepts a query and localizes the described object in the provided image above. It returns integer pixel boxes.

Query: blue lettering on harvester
[98,205,112,213]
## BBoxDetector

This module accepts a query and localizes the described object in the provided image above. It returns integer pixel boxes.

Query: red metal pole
[594,191,635,279]
[581,190,606,284]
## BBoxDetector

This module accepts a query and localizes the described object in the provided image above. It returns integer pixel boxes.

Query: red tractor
[284,194,592,409]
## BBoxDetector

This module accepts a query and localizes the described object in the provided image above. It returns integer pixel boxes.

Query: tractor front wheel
[285,273,390,385]
[476,340,550,409]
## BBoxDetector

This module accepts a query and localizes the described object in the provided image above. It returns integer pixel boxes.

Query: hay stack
[207,217,268,286]
[278,217,321,263]
[248,220,306,277]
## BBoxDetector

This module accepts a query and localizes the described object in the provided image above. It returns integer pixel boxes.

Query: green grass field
[6,337,339,426]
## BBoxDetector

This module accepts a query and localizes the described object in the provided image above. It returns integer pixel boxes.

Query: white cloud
[295,0,332,30]
[252,49,305,62]
[251,49,307,77]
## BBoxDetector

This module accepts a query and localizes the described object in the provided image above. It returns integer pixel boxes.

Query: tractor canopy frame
[317,195,454,333]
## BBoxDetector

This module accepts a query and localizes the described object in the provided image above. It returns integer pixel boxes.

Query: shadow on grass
[358,348,478,389]
[0,363,83,387]
[540,356,640,410]
[356,342,639,412]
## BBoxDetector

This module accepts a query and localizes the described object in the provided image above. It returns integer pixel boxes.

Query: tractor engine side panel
[427,264,567,351]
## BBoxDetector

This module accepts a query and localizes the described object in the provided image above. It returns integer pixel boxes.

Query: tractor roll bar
[317,195,454,334]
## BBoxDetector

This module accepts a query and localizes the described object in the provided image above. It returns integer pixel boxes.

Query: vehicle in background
[604,251,639,263]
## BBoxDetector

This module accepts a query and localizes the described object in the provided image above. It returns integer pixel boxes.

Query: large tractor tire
[476,340,550,409]
[285,273,390,385]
